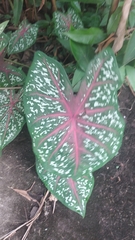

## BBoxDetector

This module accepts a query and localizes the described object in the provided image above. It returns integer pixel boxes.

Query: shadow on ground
[0,86,135,240]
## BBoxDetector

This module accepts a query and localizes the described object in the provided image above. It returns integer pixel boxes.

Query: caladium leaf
[36,159,94,217]
[24,48,125,180]
[0,87,25,152]
[0,53,26,87]
[7,19,38,55]
[53,8,83,40]
[0,33,9,52]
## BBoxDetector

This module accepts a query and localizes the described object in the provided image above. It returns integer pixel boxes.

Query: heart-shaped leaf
[7,19,38,55]
[36,159,94,217]
[53,8,83,40]
[24,49,125,177]
[0,87,25,152]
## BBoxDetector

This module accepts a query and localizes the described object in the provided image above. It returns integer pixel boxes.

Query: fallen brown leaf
[112,0,132,53]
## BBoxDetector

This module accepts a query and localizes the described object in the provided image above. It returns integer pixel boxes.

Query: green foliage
[53,7,83,40]
[12,0,23,26]
[126,65,135,91]
[65,27,105,45]
[70,40,94,71]
[23,48,125,216]
[0,21,9,34]
[123,30,135,65]
[1,0,135,219]
[7,19,38,55]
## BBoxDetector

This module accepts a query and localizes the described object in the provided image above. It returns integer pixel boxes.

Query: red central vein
[78,118,117,134]
[77,128,110,152]
[44,60,72,116]
[74,60,105,117]
[85,106,114,115]
[34,113,68,123]
[1,90,22,144]
[29,92,61,102]
[67,178,81,207]
[48,129,71,163]
[71,119,80,174]
[38,118,71,147]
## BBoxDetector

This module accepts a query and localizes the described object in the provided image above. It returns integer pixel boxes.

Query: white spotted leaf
[24,49,125,176]
[36,159,94,217]
[53,8,83,40]
[0,54,26,87]
[7,19,38,55]
[24,48,125,216]
[0,57,26,152]
[0,33,9,52]
[0,87,25,152]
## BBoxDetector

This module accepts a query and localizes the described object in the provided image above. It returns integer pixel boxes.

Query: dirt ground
[1,86,135,240]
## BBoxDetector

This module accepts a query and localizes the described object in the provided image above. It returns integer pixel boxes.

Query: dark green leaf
[107,7,122,35]
[70,40,94,71]
[126,65,135,91]
[123,30,135,65]
[72,68,85,92]
[13,0,23,26]
[59,0,102,3]
[65,27,105,45]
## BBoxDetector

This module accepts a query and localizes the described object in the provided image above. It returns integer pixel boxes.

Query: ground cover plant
[0,0,135,238]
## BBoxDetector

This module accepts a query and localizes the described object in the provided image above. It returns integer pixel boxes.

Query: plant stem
[0,87,22,90]
[4,58,29,68]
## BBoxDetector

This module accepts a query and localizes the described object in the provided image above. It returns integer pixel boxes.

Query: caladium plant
[53,8,83,40]
[24,48,125,217]
[0,53,26,153]
[7,19,38,55]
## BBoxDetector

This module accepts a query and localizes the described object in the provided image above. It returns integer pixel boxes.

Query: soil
[1,86,135,240]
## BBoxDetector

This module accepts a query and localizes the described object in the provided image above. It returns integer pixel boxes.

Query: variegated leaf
[0,33,9,52]
[24,49,125,179]
[53,7,83,40]
[0,87,25,151]
[0,63,26,87]
[36,159,94,217]
[7,19,38,55]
